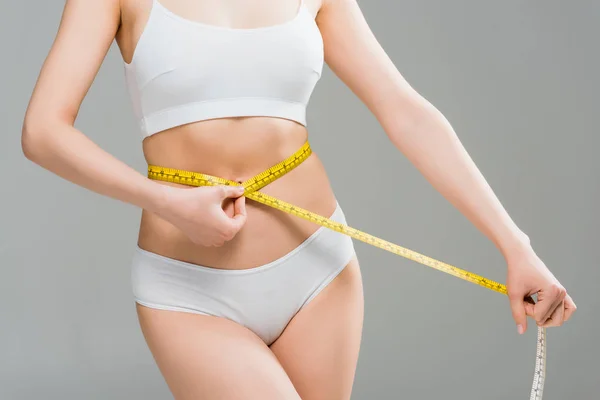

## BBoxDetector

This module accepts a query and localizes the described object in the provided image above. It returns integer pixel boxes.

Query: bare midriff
[137,116,338,270]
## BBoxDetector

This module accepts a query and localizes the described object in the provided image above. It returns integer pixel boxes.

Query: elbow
[380,95,439,140]
[21,113,61,162]
[21,116,39,161]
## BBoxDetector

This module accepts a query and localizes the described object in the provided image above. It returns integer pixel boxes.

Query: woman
[21,0,576,398]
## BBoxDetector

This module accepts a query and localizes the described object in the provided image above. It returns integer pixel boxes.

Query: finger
[545,300,565,327]
[554,300,566,326]
[234,195,247,217]
[535,286,565,325]
[543,285,567,324]
[524,295,536,318]
[534,292,554,324]
[540,300,565,328]
[509,293,528,334]
[563,294,577,322]
[218,185,245,199]
[538,297,561,326]
[221,197,235,218]
[229,198,247,232]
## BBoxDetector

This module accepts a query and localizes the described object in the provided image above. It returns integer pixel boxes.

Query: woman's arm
[317,0,575,332]
[21,0,166,212]
[21,0,247,247]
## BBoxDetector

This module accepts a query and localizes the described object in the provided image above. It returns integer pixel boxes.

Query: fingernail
[517,324,524,334]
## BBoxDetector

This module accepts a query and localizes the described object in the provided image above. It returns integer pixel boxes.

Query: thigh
[135,304,301,400]
[269,256,365,400]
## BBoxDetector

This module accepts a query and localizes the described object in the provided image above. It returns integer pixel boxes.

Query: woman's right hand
[155,184,247,247]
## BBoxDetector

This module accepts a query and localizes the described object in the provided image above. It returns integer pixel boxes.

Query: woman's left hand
[505,246,577,334]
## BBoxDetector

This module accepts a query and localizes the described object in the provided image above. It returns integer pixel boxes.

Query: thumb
[509,293,528,335]
[218,185,245,199]
[227,197,247,232]
[233,194,247,218]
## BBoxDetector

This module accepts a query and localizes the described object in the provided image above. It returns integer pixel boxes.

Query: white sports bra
[124,0,324,139]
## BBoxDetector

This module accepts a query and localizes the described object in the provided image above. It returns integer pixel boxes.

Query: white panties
[130,201,356,345]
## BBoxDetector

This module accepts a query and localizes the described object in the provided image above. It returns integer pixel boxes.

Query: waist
[142,116,309,182]
[138,118,338,269]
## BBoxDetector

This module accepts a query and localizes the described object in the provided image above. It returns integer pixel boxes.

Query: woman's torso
[115,0,337,270]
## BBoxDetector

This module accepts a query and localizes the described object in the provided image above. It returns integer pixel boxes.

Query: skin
[21,0,576,398]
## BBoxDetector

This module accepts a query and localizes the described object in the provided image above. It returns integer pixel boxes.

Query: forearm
[383,98,531,260]
[21,120,167,215]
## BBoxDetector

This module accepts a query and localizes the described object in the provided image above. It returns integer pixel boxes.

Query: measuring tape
[147,140,547,399]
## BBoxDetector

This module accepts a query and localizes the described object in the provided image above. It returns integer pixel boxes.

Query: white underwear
[130,201,356,345]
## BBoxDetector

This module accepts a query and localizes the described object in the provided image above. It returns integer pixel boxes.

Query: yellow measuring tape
[147,140,546,399]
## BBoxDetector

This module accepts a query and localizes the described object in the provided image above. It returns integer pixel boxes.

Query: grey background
[1,0,598,399]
